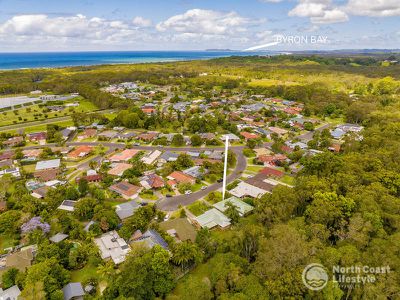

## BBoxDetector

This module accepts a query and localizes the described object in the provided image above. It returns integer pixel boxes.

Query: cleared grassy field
[0,98,97,127]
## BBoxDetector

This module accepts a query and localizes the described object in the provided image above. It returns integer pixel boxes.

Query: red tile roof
[240,132,260,140]
[259,166,284,177]
[168,171,195,184]
[67,145,93,158]
[109,149,139,162]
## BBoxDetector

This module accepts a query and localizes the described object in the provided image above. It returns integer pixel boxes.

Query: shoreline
[0,51,268,71]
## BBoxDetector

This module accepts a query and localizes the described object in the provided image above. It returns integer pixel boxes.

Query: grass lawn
[139,192,158,201]
[70,263,98,282]
[246,165,264,173]
[248,78,300,87]
[22,164,36,173]
[0,98,97,127]
[279,175,295,186]
[187,201,210,216]
[0,234,19,251]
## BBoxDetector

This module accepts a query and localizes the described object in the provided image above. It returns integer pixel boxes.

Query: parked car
[184,190,192,195]
[201,186,207,190]
[166,194,172,198]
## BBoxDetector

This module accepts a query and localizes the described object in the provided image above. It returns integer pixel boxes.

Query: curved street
[19,141,247,211]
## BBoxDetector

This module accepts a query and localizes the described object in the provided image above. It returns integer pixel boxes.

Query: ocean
[0,51,269,70]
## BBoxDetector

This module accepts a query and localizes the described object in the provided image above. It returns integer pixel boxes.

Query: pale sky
[0,0,399,52]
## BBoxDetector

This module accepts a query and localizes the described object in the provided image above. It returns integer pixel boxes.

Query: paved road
[156,146,246,211]
[17,141,246,211]
[297,123,331,142]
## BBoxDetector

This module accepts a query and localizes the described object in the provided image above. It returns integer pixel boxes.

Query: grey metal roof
[0,285,21,300]
[115,200,140,220]
[62,282,85,300]
[132,229,168,250]
[35,159,61,171]
[49,233,68,243]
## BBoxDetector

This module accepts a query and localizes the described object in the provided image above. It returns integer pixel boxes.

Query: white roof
[141,150,162,165]
[35,159,61,171]
[94,231,130,264]
[195,208,231,229]
[230,181,268,198]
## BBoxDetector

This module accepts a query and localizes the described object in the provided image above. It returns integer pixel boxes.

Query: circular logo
[302,263,329,291]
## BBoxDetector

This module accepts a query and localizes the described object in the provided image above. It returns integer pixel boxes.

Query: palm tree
[172,241,201,271]
[96,260,115,279]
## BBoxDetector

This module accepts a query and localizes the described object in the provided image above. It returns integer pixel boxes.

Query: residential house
[34,158,60,181]
[130,229,168,250]
[109,181,142,199]
[2,246,35,271]
[27,132,47,143]
[76,174,102,183]
[117,131,137,140]
[77,128,97,140]
[62,282,85,300]
[49,233,69,243]
[94,231,130,264]
[268,126,288,136]
[115,200,140,220]
[35,158,61,172]
[3,136,24,147]
[140,173,165,189]
[0,151,14,161]
[167,171,196,186]
[0,167,20,178]
[58,200,77,212]
[141,150,162,165]
[230,181,268,198]
[109,149,139,162]
[61,127,75,140]
[22,149,42,160]
[213,197,254,216]
[200,133,215,140]
[183,166,203,179]
[107,163,132,177]
[259,166,284,178]
[194,208,231,229]
[31,186,50,199]
[257,154,287,166]
[67,145,93,160]
[240,131,260,141]
[98,130,118,140]
[137,132,158,142]
[159,218,197,242]
[0,285,21,300]
[158,151,179,164]
[220,133,240,142]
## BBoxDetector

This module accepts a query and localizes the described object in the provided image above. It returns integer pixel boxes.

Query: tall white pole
[222,135,229,200]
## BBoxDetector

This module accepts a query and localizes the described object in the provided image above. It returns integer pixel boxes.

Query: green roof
[213,196,254,216]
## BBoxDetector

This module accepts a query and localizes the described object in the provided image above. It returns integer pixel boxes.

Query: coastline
[0,50,268,71]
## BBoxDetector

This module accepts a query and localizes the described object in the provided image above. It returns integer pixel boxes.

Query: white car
[201,186,207,190]
[184,190,192,195]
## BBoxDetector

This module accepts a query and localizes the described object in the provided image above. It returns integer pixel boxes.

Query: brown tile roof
[259,166,284,178]
[67,145,93,159]
[245,173,276,193]
[168,171,195,184]
[108,163,132,176]
[240,132,260,140]
[34,169,59,181]
[109,149,139,162]
[109,181,141,198]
